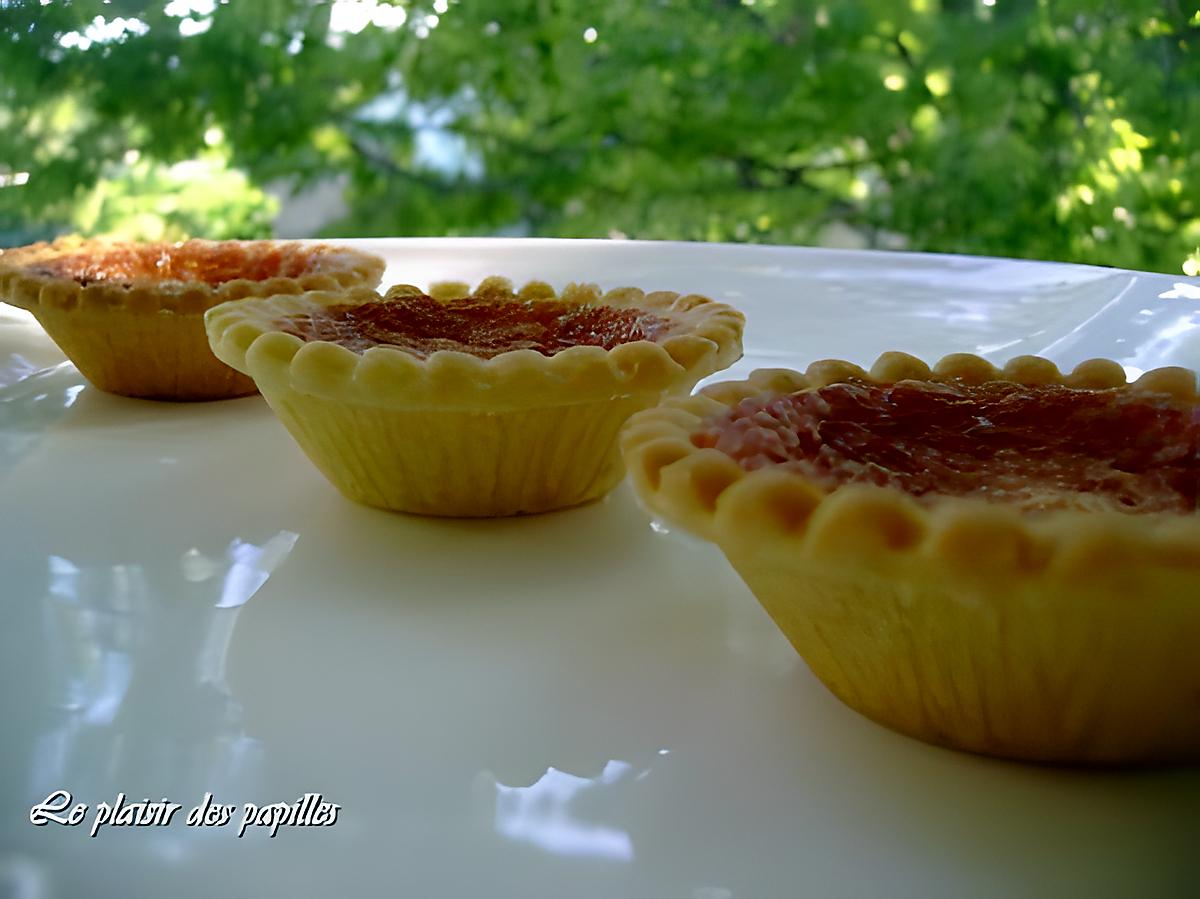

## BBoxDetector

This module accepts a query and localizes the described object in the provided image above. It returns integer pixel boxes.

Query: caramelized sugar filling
[278,293,671,359]
[28,242,318,286]
[694,380,1200,514]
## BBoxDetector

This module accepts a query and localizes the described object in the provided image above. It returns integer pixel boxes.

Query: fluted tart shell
[621,351,1200,764]
[206,276,744,516]
[0,237,385,400]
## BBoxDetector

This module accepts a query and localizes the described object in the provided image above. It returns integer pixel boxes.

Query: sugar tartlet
[205,276,744,516]
[621,351,1200,764]
[0,237,385,400]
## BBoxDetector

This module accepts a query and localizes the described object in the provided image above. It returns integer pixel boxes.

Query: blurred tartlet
[621,351,1200,764]
[205,276,744,516]
[0,237,385,400]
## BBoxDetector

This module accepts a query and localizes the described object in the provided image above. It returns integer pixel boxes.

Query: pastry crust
[0,237,385,314]
[621,351,1200,763]
[205,276,744,516]
[0,237,386,400]
[206,279,743,410]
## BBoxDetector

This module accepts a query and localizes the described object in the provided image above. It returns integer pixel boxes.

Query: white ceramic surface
[2,239,1198,899]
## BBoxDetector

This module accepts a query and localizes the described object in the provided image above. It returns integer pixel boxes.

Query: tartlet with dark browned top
[205,276,744,516]
[0,237,385,400]
[621,351,1200,764]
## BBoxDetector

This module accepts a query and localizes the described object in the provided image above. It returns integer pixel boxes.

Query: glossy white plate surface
[2,239,1198,898]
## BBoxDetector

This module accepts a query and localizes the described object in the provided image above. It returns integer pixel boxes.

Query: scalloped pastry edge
[0,237,386,316]
[204,276,745,410]
[620,351,1200,577]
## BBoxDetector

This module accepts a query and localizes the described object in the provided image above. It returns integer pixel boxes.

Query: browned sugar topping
[694,379,1200,514]
[27,242,321,286]
[276,293,672,359]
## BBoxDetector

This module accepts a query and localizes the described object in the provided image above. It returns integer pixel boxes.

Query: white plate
[2,239,1198,899]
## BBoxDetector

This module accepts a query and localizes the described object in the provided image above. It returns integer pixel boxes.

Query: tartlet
[0,237,385,400]
[620,351,1200,764]
[205,276,744,516]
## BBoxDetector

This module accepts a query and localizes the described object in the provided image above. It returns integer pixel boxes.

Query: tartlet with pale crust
[0,237,385,400]
[205,276,744,517]
[621,351,1200,764]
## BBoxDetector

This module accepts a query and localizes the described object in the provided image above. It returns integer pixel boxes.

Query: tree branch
[723,152,884,190]
[346,135,452,193]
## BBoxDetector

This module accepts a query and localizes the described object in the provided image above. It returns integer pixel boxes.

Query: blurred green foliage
[1,0,1198,273]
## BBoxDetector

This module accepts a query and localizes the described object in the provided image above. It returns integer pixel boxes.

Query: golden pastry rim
[620,351,1200,574]
[0,236,386,316]
[204,276,745,410]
